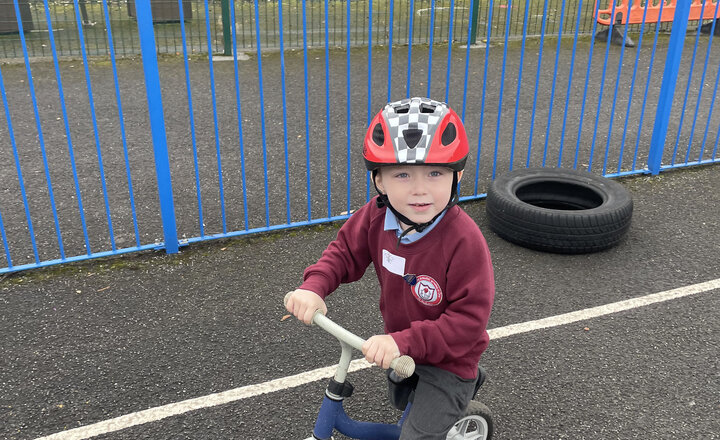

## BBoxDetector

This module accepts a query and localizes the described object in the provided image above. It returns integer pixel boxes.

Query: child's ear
[457,170,464,182]
[374,170,386,194]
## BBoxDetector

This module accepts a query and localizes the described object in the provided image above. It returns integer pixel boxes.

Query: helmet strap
[373,170,460,248]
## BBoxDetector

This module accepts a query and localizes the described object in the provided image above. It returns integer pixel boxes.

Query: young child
[286,97,495,439]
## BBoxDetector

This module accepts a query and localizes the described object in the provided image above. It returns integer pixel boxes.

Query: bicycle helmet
[363,97,469,241]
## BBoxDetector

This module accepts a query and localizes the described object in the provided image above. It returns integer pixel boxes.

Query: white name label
[382,249,406,277]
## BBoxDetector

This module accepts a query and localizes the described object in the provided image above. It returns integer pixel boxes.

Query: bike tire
[447,400,494,440]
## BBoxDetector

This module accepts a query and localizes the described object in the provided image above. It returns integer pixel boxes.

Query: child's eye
[394,172,409,179]
[429,170,444,177]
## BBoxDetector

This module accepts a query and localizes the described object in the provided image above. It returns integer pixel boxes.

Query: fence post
[221,0,232,56]
[469,0,480,45]
[135,0,179,253]
[647,0,692,175]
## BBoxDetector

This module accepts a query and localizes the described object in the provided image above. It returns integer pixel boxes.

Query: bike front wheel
[446,400,494,440]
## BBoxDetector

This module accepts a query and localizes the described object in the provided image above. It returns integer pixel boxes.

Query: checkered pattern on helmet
[382,97,449,164]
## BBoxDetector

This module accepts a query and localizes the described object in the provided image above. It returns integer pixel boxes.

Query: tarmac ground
[1,23,720,440]
[1,163,719,439]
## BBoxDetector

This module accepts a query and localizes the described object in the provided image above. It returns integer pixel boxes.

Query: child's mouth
[410,203,431,211]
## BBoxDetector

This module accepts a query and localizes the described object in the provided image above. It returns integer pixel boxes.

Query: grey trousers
[399,364,477,440]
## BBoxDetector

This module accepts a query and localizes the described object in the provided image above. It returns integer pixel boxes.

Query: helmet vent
[372,123,385,146]
[420,103,436,113]
[441,123,457,146]
[394,104,410,114]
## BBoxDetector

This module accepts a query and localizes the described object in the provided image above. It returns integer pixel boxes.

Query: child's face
[375,165,462,229]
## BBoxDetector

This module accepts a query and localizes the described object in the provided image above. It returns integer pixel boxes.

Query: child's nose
[411,179,428,194]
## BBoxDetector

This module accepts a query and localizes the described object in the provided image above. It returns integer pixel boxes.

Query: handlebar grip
[389,355,415,379]
[284,292,323,324]
[285,291,416,378]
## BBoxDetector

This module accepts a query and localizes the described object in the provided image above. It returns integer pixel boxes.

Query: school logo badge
[411,275,443,306]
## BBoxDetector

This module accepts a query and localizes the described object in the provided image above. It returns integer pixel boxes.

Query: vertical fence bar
[492,0,512,179]
[443,0,455,103]
[543,0,567,168]
[618,0,650,174]
[473,0,492,195]
[558,0,583,168]
[73,0,116,250]
[633,0,665,171]
[355,0,361,46]
[368,0,373,120]
[648,0,692,175]
[177,0,204,237]
[265,0,273,48]
[205,0,228,233]
[103,0,140,247]
[0,208,10,268]
[378,0,391,201]
[135,0,178,253]
[601,0,632,175]
[575,0,603,169]
[333,0,339,46]
[510,0,530,171]
[426,0,436,97]
[461,0,475,121]
[311,0,317,47]
[13,0,65,259]
[699,21,720,162]
[324,0,332,217]
[368,0,374,110]
[526,0,549,167]
[387,0,395,102]
[116,1,130,56]
[221,0,232,55]
[44,0,92,255]
[437,0,444,43]
[229,0,250,230]
[671,0,707,165]
[253,0,271,227]
[589,0,618,172]
[347,0,353,214]
[0,65,38,263]
[406,0,415,97]
[468,0,480,45]
[301,0,312,221]
[684,1,720,165]
[279,0,291,223]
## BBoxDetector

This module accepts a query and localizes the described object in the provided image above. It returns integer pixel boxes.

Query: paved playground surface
[2,20,720,438]
[2,163,719,439]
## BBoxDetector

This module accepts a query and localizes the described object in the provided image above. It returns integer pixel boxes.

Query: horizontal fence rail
[1,0,720,274]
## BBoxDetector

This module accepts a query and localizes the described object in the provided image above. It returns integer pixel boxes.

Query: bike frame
[303,311,415,440]
[311,393,411,440]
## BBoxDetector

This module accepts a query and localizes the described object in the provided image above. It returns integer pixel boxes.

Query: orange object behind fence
[595,0,720,26]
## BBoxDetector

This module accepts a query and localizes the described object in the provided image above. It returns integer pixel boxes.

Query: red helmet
[363,97,468,172]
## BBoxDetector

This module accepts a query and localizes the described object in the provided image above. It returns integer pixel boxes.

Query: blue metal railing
[136,0,178,253]
[2,0,720,275]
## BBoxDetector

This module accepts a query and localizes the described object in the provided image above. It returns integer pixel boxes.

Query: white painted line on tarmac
[35,278,720,440]
[488,277,720,339]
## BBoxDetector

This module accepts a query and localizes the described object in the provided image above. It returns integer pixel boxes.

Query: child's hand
[362,335,400,370]
[285,289,327,325]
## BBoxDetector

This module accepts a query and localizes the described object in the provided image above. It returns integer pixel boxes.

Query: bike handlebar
[284,292,416,379]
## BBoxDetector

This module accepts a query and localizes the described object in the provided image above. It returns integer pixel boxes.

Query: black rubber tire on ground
[448,400,494,439]
[486,167,633,254]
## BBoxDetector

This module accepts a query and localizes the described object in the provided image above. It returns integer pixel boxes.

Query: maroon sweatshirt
[300,198,495,379]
